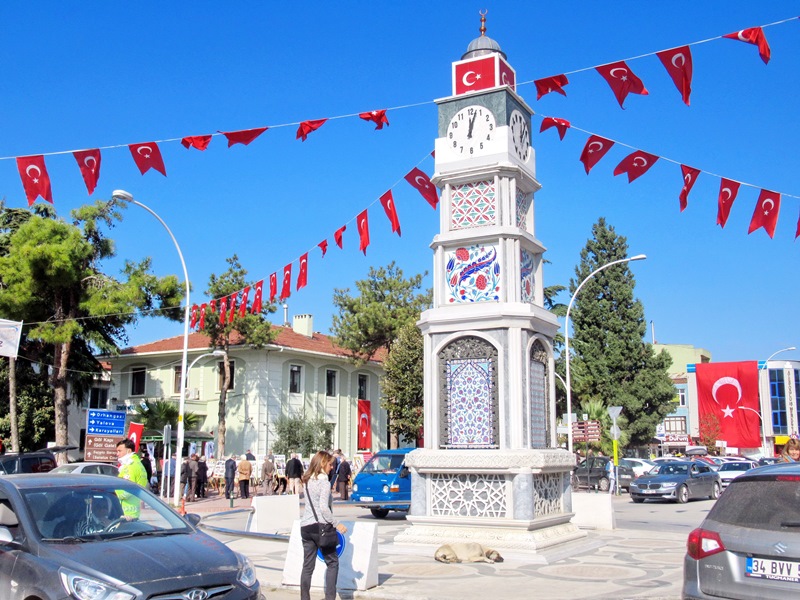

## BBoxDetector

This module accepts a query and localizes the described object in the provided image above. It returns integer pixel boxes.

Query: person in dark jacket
[224,454,237,499]
[285,453,304,496]
[196,456,208,498]
[336,453,352,501]
[140,450,153,483]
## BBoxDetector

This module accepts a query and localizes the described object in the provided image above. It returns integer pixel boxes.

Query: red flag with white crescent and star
[128,142,167,176]
[228,294,237,324]
[222,127,268,147]
[596,61,649,108]
[357,399,371,451]
[579,135,614,174]
[613,151,658,183]
[297,253,309,291]
[198,303,207,329]
[181,135,213,151]
[218,296,228,323]
[747,189,781,239]
[678,165,700,212]
[534,74,569,100]
[251,281,263,314]
[539,117,571,140]
[357,209,369,255]
[724,27,771,64]
[318,240,328,257]
[454,55,495,95]
[269,273,277,303]
[334,226,346,249]
[716,179,741,228]
[239,286,250,317]
[280,264,292,300]
[208,299,216,313]
[73,149,102,195]
[296,119,328,141]
[404,168,439,209]
[190,304,199,329]
[16,155,53,205]
[696,361,760,448]
[657,46,693,106]
[379,190,401,236]
[358,109,390,130]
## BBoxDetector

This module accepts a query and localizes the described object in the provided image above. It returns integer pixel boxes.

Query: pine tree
[381,322,424,445]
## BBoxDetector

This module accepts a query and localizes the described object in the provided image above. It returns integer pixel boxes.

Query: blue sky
[0,2,797,365]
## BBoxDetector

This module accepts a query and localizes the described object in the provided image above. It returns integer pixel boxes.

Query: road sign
[86,409,126,436]
[571,420,602,442]
[84,434,123,462]
[610,425,621,439]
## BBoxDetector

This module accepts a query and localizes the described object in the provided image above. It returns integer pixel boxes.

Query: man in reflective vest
[116,438,149,519]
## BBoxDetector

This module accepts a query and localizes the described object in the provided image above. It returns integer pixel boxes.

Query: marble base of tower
[394,448,585,552]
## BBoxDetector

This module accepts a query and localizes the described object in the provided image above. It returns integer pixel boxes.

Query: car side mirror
[399,466,409,479]
[0,526,14,543]
[184,513,202,527]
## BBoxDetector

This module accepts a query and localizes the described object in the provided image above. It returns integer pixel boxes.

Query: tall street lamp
[111,189,190,507]
[759,345,797,456]
[564,254,647,454]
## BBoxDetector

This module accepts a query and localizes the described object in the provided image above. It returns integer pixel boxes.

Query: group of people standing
[179,454,209,502]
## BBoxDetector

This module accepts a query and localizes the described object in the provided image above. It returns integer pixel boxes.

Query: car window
[361,454,405,474]
[708,478,800,532]
[0,458,16,474]
[657,464,688,475]
[38,458,56,473]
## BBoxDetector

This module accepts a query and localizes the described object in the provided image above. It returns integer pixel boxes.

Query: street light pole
[112,189,190,508]
[759,346,797,457]
[738,406,767,457]
[564,254,647,454]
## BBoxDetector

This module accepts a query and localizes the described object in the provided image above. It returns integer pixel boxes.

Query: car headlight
[59,568,136,600]
[661,482,678,488]
[236,552,258,588]
[382,485,389,494]
[352,483,358,492]
[630,482,639,489]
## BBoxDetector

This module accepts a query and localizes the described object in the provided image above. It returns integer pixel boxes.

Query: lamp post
[111,189,190,508]
[759,346,797,457]
[564,254,647,454]
[738,406,767,457]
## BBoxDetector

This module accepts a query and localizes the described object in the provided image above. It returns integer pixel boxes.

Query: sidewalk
[187,490,687,600]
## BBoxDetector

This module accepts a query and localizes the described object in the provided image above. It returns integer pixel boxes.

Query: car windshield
[361,454,405,474]
[708,477,800,532]
[22,483,191,542]
[654,464,688,476]
[718,462,751,472]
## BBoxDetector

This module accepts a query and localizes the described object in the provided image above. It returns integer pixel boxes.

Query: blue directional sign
[86,409,127,436]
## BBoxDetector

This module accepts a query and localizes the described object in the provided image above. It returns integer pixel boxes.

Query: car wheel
[676,484,689,504]
[632,496,645,503]
[598,477,610,492]
[710,482,720,500]
[370,508,390,519]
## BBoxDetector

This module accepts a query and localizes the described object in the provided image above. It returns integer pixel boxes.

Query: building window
[173,366,183,395]
[677,388,687,407]
[289,365,302,394]
[664,417,687,434]
[358,374,368,400]
[326,370,337,397]
[131,367,146,396]
[770,368,788,435]
[217,360,235,391]
[88,387,108,409]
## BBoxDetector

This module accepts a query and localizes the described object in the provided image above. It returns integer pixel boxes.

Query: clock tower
[396,14,584,552]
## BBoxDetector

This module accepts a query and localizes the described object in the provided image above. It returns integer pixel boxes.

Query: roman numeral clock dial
[447,105,496,156]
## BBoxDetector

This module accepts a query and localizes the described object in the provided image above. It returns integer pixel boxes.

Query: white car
[50,462,119,477]
[715,460,757,488]
[621,457,656,478]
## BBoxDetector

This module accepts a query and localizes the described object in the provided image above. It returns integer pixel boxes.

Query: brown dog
[434,542,504,564]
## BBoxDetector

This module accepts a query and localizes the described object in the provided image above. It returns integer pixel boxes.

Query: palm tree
[134,400,201,432]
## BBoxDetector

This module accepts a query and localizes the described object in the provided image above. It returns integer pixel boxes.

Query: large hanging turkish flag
[696,361,761,449]
[357,399,371,451]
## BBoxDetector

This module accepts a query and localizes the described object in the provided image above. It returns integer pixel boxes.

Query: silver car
[716,460,758,488]
[683,463,800,599]
[629,460,721,503]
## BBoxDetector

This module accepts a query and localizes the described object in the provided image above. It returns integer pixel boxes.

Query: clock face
[510,109,530,161]
[446,105,496,156]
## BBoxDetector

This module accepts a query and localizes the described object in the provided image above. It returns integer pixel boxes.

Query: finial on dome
[479,9,487,37]
[462,9,506,60]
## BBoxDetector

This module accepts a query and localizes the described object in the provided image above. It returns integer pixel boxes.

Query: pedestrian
[260,454,275,495]
[115,438,148,520]
[185,454,199,502]
[140,449,153,483]
[224,454,237,499]
[329,450,341,490]
[336,453,352,501]
[300,450,348,600]
[605,458,616,494]
[245,448,256,460]
[238,454,253,499]
[285,453,304,496]
[179,456,190,499]
[781,439,800,462]
[196,455,208,498]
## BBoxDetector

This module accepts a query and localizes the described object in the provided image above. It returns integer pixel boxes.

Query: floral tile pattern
[450,180,496,230]
[445,243,501,303]
[520,248,535,304]
[446,358,494,447]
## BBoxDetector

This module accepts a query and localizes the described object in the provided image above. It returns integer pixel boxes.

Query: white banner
[0,319,23,359]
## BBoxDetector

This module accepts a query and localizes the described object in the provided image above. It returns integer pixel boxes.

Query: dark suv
[573,456,635,492]
[0,451,58,475]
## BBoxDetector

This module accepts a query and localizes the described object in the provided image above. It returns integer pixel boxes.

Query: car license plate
[643,489,658,494]
[359,496,373,502]
[746,557,800,582]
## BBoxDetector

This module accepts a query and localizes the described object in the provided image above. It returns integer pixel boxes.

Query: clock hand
[467,112,477,139]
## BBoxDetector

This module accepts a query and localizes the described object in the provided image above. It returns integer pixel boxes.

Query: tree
[198,255,276,458]
[566,218,675,447]
[271,414,334,457]
[699,413,721,454]
[0,358,54,451]
[382,321,424,445]
[134,399,201,432]
[577,398,630,456]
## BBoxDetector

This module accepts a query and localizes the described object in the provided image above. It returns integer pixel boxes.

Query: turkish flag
[596,61,649,108]
[129,142,167,176]
[614,151,658,183]
[454,55,495,95]
[251,280,263,314]
[73,149,102,195]
[539,117,570,140]
[696,361,760,448]
[181,135,212,151]
[748,189,781,239]
[498,57,516,89]
[334,226,346,249]
[228,294,237,323]
[198,303,207,329]
[357,399,371,451]
[127,422,145,452]
[218,296,228,323]
[716,179,740,228]
[359,109,389,130]
[280,264,292,300]
[579,135,614,174]
[17,155,53,205]
[222,127,268,147]
[318,240,328,257]
[296,119,327,141]
[357,209,370,255]
[208,299,216,313]
[405,168,439,209]
[534,74,569,99]
[724,27,771,64]
[657,46,693,106]
[678,165,700,212]
[379,190,401,236]
[190,304,199,329]
[239,286,250,317]
[269,273,277,303]
[297,253,309,290]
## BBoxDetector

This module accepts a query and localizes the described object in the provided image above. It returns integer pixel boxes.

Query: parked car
[620,457,656,478]
[351,448,414,518]
[0,450,58,475]
[0,474,262,599]
[629,460,721,503]
[50,462,119,477]
[716,460,758,488]
[573,456,634,492]
[757,457,782,466]
[652,456,681,464]
[683,462,800,599]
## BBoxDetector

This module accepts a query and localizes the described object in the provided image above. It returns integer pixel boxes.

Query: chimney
[292,314,313,337]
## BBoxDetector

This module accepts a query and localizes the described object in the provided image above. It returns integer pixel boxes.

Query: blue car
[350,448,414,518]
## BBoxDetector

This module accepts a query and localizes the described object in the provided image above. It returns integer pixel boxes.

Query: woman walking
[300,450,348,600]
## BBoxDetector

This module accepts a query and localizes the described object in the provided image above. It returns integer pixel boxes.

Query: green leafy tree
[699,413,721,454]
[199,255,276,458]
[0,358,54,451]
[271,414,334,457]
[567,218,675,448]
[134,399,201,432]
[577,398,630,456]
[382,322,424,445]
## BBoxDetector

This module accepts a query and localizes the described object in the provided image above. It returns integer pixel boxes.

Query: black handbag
[305,483,339,548]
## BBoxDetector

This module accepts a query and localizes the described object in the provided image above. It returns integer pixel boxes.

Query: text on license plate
[746,557,800,582]
[359,496,373,502]
[643,489,658,494]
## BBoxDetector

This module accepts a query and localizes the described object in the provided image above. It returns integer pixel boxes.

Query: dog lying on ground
[434,542,504,563]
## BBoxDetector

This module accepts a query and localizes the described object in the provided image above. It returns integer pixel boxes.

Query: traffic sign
[86,409,126,436]
[84,435,123,462]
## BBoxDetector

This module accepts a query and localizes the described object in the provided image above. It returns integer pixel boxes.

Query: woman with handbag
[300,450,348,600]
